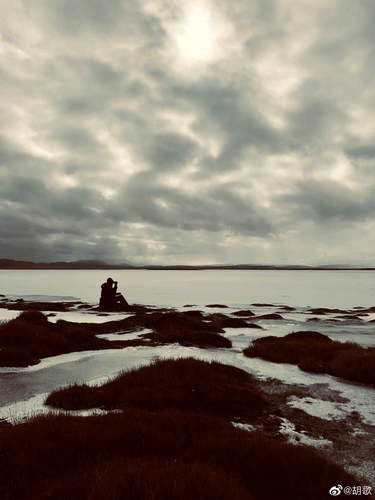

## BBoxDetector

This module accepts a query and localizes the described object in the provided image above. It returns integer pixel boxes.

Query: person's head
[107,277,114,284]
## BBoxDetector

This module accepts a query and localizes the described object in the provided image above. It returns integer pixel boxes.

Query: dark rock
[205,304,228,308]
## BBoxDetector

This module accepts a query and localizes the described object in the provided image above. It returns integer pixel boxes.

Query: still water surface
[1,269,375,308]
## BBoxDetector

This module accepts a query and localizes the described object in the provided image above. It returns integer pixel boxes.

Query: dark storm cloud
[109,171,274,235]
[345,145,375,160]
[167,79,287,172]
[52,127,103,153]
[280,179,375,223]
[49,0,125,34]
[1,0,375,263]
[143,132,199,171]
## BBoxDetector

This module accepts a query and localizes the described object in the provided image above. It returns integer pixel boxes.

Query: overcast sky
[1,0,375,264]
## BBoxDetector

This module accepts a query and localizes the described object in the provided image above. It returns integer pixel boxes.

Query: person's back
[99,278,115,310]
[99,277,129,311]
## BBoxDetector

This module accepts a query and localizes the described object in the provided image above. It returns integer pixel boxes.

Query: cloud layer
[1,0,375,264]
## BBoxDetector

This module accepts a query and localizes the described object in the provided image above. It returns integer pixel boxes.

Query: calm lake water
[2,269,375,430]
[1,269,375,308]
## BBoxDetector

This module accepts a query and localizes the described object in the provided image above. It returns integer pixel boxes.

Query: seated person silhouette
[99,277,129,311]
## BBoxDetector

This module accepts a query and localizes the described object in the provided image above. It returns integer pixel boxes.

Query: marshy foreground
[0,297,374,499]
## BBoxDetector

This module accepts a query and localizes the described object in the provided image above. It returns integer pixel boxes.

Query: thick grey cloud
[1,0,375,264]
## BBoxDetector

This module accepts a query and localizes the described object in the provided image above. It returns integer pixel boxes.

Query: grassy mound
[309,307,348,315]
[0,307,235,367]
[141,311,232,348]
[0,300,82,311]
[232,309,255,316]
[46,358,267,419]
[207,312,262,329]
[76,309,234,349]
[0,409,356,500]
[253,313,285,320]
[0,311,126,367]
[145,328,231,347]
[244,331,375,387]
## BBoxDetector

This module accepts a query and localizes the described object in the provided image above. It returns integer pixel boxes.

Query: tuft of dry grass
[0,408,356,500]
[0,307,236,367]
[46,358,268,419]
[141,311,232,348]
[232,309,255,317]
[73,309,234,349]
[244,331,375,387]
[0,311,123,367]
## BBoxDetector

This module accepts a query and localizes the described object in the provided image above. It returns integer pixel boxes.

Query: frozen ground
[1,300,374,483]
[1,339,375,427]
[96,329,152,342]
[1,302,375,423]
[278,418,333,448]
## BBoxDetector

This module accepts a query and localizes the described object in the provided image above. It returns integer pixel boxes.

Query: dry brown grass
[244,331,375,387]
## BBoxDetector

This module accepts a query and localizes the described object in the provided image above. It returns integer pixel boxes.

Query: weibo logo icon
[329,485,343,496]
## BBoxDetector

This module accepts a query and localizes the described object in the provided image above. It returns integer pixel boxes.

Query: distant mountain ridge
[0,259,134,270]
[0,259,374,270]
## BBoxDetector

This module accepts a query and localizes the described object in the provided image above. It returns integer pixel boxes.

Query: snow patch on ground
[96,329,152,341]
[0,350,116,373]
[279,417,332,448]
[223,328,264,351]
[0,309,20,322]
[0,393,49,422]
[47,311,132,323]
[0,308,132,325]
[231,422,256,432]
[0,392,112,423]
[2,343,375,426]
[287,397,348,420]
